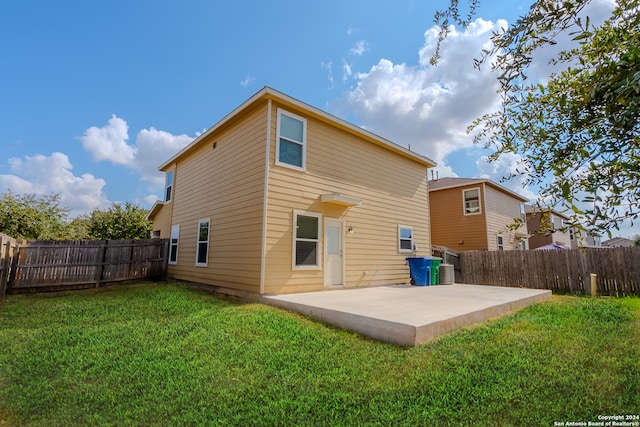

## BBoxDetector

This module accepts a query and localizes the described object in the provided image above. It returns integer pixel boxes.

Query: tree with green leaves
[434,0,640,235]
[86,202,152,240]
[0,192,71,240]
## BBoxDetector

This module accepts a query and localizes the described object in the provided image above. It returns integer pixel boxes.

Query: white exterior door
[324,218,344,286]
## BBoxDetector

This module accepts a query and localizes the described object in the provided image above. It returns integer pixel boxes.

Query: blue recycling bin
[406,257,432,286]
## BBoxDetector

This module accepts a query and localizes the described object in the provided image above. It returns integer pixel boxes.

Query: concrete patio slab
[263,284,552,346]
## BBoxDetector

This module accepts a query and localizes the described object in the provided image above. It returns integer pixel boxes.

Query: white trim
[398,224,414,253]
[292,210,322,270]
[169,224,180,265]
[275,108,307,171]
[259,100,272,295]
[320,194,361,206]
[324,218,345,287]
[195,218,210,267]
[463,187,482,216]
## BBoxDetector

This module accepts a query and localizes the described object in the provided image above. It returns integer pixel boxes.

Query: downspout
[259,99,272,294]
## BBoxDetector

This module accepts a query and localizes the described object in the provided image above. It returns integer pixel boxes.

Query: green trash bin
[430,257,442,285]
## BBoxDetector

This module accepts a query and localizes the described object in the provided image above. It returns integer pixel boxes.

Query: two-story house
[148,87,436,296]
[525,206,576,249]
[428,177,529,251]
[602,237,635,247]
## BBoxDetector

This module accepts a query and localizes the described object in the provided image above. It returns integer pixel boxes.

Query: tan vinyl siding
[167,103,267,292]
[484,185,527,251]
[429,185,488,251]
[551,230,572,248]
[263,102,430,294]
[550,217,572,248]
[150,203,173,238]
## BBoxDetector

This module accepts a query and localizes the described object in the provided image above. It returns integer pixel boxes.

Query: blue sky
[2,0,635,238]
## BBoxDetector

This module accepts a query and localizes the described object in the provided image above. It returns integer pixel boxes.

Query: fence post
[161,238,169,280]
[0,236,8,303]
[6,245,21,292]
[590,273,597,297]
[95,241,108,288]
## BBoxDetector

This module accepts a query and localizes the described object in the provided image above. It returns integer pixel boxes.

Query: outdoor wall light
[348,226,354,234]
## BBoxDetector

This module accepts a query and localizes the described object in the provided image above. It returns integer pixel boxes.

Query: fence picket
[459,247,640,296]
[2,238,168,293]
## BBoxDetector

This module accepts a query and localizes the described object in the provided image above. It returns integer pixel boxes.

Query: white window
[293,211,321,269]
[553,216,564,230]
[497,235,504,251]
[169,225,180,265]
[463,188,481,215]
[398,225,414,253]
[165,170,174,202]
[570,228,575,240]
[276,109,306,170]
[195,218,210,267]
[520,203,526,221]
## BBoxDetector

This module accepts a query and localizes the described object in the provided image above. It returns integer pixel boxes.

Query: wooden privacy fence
[0,233,22,302]
[460,246,640,296]
[4,238,169,294]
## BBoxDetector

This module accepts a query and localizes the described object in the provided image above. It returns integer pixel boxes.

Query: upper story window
[497,235,504,251]
[520,203,526,221]
[463,188,481,215]
[398,225,414,253]
[276,109,306,171]
[165,170,174,202]
[552,215,564,231]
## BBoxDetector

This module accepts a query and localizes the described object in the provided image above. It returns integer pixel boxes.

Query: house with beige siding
[428,177,529,251]
[148,87,435,296]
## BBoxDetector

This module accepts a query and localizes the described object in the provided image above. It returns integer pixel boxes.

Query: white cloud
[342,18,505,176]
[80,114,134,165]
[79,116,193,189]
[525,0,616,83]
[1,117,194,217]
[475,153,538,201]
[133,127,193,187]
[342,61,353,83]
[240,74,255,87]
[144,194,160,206]
[0,152,109,216]
[321,61,334,89]
[350,40,369,56]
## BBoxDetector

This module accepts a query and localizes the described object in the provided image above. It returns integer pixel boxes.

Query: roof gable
[159,86,436,171]
[428,177,528,202]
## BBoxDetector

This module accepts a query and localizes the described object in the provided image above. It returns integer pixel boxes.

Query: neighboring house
[602,237,635,247]
[525,206,607,249]
[428,177,529,251]
[525,206,576,250]
[581,232,602,248]
[148,87,435,296]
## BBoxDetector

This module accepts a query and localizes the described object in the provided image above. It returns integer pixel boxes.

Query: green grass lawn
[0,282,638,426]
